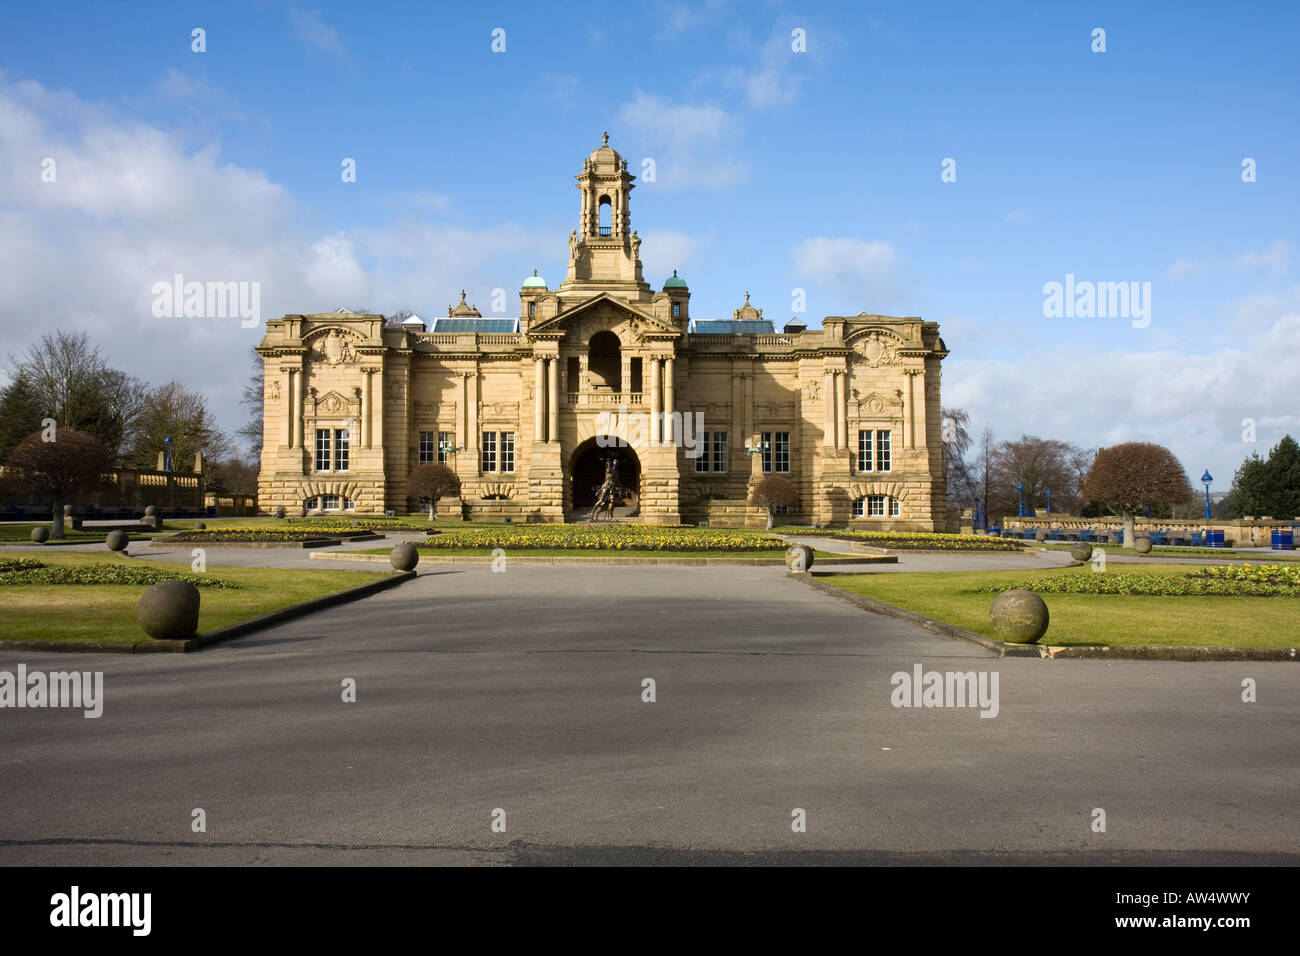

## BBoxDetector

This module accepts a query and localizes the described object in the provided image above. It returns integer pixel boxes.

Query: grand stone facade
[256,137,949,529]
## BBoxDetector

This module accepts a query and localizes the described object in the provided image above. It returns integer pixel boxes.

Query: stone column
[534,358,546,442]
[836,371,848,449]
[904,370,915,448]
[359,372,370,449]
[914,367,928,450]
[459,372,469,454]
[281,367,294,447]
[824,370,835,447]
[664,357,675,444]
[292,367,303,449]
[649,356,661,445]
[374,374,384,451]
[469,368,480,468]
[547,358,558,444]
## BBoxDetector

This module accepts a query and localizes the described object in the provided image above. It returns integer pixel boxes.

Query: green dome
[522,269,547,289]
[663,269,687,290]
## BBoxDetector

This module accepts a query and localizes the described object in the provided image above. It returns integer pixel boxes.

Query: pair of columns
[647,356,674,444]
[533,357,559,442]
[282,364,380,451]
[823,369,848,449]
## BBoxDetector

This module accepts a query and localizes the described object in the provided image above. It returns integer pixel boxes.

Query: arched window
[588,330,621,391]
[598,196,612,236]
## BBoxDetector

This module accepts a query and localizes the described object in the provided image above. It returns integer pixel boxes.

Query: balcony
[597,226,612,237]
[567,391,644,406]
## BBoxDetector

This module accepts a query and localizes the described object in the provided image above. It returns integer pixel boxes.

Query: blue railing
[598,226,611,237]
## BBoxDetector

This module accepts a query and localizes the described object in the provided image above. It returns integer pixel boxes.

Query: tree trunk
[1122,514,1134,549]
[766,509,774,530]
[51,495,65,539]
[428,498,436,521]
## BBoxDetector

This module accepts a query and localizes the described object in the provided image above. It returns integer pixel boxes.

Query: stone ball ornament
[30,526,50,543]
[194,521,206,530]
[989,589,1049,644]
[144,505,157,517]
[1134,537,1153,554]
[106,530,130,552]
[1070,543,1094,562]
[275,506,287,519]
[137,579,201,641]
[785,544,814,572]
[390,543,419,571]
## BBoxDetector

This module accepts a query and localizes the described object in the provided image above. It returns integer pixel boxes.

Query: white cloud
[791,238,908,315]
[613,92,745,190]
[639,230,700,282]
[1166,257,1209,280]
[289,7,347,61]
[1234,239,1293,278]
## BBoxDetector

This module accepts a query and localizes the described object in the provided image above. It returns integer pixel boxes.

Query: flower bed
[981,565,1300,598]
[420,525,785,552]
[169,527,379,542]
[777,527,1024,552]
[0,558,236,588]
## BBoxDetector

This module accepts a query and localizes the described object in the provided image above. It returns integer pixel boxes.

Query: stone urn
[785,544,814,572]
[137,579,201,640]
[390,543,419,571]
[989,589,1049,644]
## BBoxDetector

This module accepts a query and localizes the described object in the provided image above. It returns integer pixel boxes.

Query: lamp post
[1201,469,1213,520]
[439,440,462,472]
[974,496,982,530]
[1045,487,1052,515]
[164,434,172,472]
[1016,482,1025,518]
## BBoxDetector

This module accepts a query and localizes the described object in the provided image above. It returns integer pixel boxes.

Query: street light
[974,496,982,530]
[1015,482,1025,518]
[1201,469,1213,520]
[439,440,462,471]
[1045,487,1052,515]
[164,434,172,472]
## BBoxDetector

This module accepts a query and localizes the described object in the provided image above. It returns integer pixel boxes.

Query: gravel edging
[789,572,1299,662]
[0,570,416,655]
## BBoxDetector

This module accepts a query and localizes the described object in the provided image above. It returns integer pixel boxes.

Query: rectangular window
[876,429,891,472]
[761,432,772,473]
[858,430,873,472]
[437,431,452,464]
[889,497,900,517]
[333,428,349,471]
[868,495,886,517]
[696,432,711,473]
[481,431,497,472]
[315,430,331,471]
[769,432,789,473]
[852,498,864,517]
[711,432,727,473]
[501,432,515,473]
[419,431,436,464]
[672,302,681,318]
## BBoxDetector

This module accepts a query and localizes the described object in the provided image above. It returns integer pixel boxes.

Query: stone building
[256,136,949,528]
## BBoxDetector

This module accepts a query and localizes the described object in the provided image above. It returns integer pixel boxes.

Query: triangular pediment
[529,292,678,339]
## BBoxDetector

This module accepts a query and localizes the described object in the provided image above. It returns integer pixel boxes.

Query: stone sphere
[137,579,201,640]
[139,515,159,530]
[390,543,419,571]
[63,504,76,516]
[1070,543,1093,562]
[989,589,1049,644]
[1134,537,1153,554]
[30,526,49,543]
[274,506,286,518]
[106,530,130,552]
[144,505,157,517]
[194,521,206,530]
[1034,529,1048,542]
[785,544,814,572]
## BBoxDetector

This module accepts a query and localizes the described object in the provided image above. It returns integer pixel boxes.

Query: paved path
[1,563,1295,865]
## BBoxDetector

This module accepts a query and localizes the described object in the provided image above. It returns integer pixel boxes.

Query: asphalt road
[1,563,1296,865]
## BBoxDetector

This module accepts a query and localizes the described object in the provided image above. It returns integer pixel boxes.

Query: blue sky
[1,0,1297,490]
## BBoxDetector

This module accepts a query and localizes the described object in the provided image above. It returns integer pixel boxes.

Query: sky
[1,0,1297,494]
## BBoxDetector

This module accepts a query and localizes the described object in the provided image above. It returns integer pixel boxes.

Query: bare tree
[1082,442,1196,546]
[941,407,974,517]
[408,463,461,520]
[0,428,110,537]
[238,349,264,459]
[127,381,232,472]
[750,475,799,530]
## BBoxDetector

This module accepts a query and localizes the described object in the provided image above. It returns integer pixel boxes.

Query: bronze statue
[588,459,620,521]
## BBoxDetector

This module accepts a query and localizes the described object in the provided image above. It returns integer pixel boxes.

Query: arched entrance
[569,437,640,514]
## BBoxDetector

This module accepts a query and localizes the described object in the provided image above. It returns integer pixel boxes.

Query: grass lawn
[822,564,1299,648]
[0,552,391,646]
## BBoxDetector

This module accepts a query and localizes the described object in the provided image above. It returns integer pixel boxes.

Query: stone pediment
[310,389,359,416]
[529,293,679,342]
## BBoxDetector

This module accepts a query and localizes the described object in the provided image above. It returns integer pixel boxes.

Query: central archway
[569,437,640,513]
